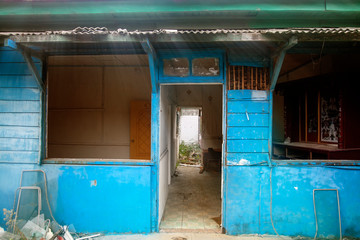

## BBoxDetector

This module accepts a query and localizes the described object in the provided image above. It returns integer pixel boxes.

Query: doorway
[158,84,223,232]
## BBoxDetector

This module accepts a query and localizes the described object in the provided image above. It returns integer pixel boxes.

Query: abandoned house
[0,0,360,238]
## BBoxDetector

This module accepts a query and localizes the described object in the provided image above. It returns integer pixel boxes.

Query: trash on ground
[1,169,102,240]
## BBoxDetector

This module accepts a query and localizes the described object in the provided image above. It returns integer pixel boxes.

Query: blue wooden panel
[228,90,269,101]
[0,100,40,113]
[0,47,13,51]
[227,113,269,127]
[227,139,269,153]
[43,165,152,233]
[0,126,39,138]
[227,126,268,140]
[0,75,38,88]
[0,151,38,163]
[227,101,269,113]
[0,50,41,63]
[0,88,40,100]
[0,63,41,75]
[0,138,39,151]
[0,113,40,126]
[227,153,269,165]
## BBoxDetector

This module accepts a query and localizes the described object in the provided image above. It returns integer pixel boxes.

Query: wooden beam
[5,39,45,92]
[270,36,298,90]
[141,38,158,93]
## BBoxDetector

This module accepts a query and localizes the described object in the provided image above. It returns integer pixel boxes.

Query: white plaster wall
[158,86,172,223]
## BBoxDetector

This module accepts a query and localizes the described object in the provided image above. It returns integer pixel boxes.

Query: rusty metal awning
[1,27,360,66]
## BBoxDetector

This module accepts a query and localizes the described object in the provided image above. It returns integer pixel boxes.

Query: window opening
[273,54,360,161]
[46,55,152,161]
[227,65,270,90]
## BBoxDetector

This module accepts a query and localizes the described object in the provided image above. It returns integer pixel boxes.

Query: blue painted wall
[224,166,360,238]
[0,164,152,233]
[224,89,360,238]
[2,48,360,237]
[0,47,42,164]
[226,90,270,165]
[0,48,153,234]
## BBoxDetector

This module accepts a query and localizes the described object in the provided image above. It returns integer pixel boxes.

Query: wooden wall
[0,47,42,163]
[47,55,151,159]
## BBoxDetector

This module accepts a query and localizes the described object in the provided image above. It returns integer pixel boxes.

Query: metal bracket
[4,38,45,93]
[141,38,159,93]
[270,36,298,91]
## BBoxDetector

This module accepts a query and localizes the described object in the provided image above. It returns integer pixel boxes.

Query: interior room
[158,84,223,231]
[272,53,360,160]
[46,55,152,160]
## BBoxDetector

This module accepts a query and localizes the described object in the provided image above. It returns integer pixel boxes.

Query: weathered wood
[241,66,244,90]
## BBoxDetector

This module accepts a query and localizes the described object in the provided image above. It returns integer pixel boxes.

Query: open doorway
[159,84,222,232]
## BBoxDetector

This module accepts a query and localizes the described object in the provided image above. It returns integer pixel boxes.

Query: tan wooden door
[130,100,151,160]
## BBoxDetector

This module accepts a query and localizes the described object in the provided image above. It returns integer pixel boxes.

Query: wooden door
[130,100,151,160]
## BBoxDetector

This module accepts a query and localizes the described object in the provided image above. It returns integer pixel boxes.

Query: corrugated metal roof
[2,27,360,36]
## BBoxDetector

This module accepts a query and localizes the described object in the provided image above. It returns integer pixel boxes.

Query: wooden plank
[250,67,254,90]
[227,153,269,165]
[0,75,38,88]
[0,151,38,163]
[0,138,39,151]
[317,90,321,143]
[48,144,130,159]
[0,113,39,126]
[241,66,244,89]
[227,113,269,127]
[227,126,268,140]
[0,126,39,138]
[227,139,269,153]
[237,66,240,90]
[305,91,308,142]
[226,65,230,90]
[228,90,269,101]
[255,68,258,90]
[260,68,263,90]
[0,100,40,113]
[0,88,40,101]
[0,63,41,75]
[299,95,302,141]
[232,66,236,90]
[227,101,269,113]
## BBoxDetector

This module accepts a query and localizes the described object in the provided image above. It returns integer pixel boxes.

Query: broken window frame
[158,50,224,84]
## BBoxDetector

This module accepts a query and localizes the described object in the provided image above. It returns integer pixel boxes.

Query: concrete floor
[97,233,292,240]
[160,165,221,231]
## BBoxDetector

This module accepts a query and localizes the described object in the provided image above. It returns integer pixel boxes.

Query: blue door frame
[148,49,226,231]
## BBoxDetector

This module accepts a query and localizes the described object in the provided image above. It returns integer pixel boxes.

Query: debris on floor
[1,169,102,240]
